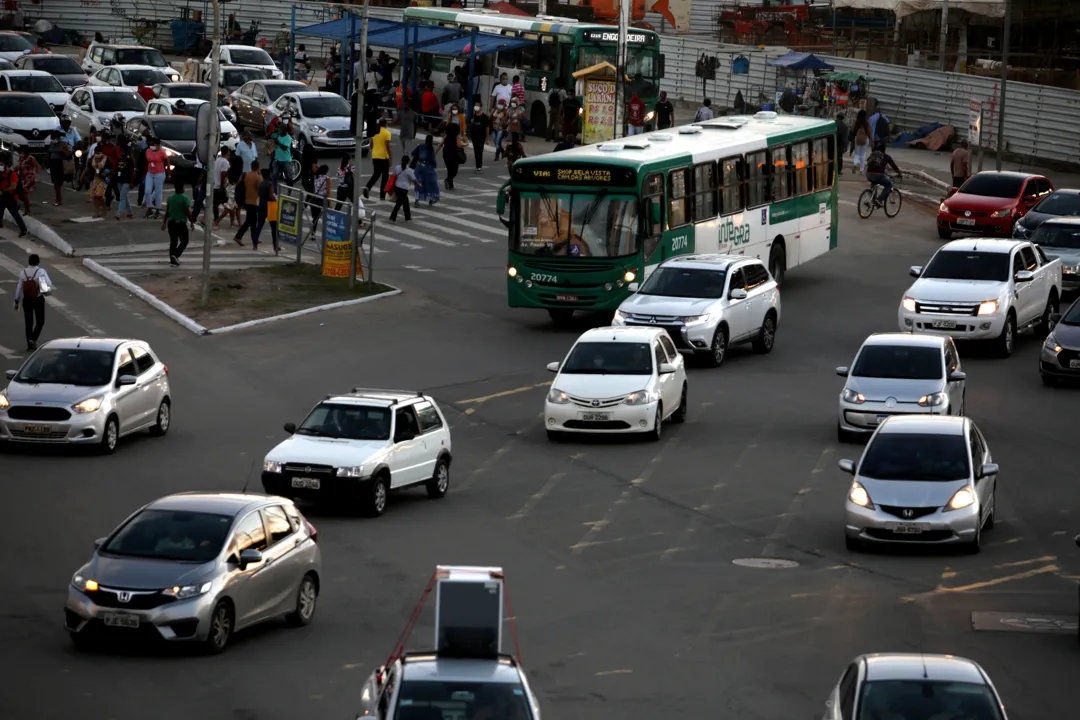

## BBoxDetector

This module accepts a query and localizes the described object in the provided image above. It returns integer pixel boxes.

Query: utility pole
[199,0,222,305]
[613,0,629,139]
[351,0,370,272]
[995,0,1010,171]
[937,0,948,71]
[538,0,547,16]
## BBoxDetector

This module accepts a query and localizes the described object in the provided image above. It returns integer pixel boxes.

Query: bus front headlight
[623,270,636,283]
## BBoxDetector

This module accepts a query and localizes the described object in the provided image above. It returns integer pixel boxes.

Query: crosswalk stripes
[0,235,104,287]
[91,245,293,275]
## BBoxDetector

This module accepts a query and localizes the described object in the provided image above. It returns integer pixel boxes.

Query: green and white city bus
[496,112,839,324]
[402,7,662,133]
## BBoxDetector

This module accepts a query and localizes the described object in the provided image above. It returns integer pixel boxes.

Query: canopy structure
[822,71,874,82]
[833,0,1004,20]
[769,52,835,71]
[293,16,533,57]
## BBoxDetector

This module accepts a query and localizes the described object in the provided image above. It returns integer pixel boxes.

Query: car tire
[1036,294,1059,338]
[984,488,996,530]
[363,473,389,517]
[844,535,862,552]
[705,326,728,368]
[752,312,777,354]
[546,430,564,442]
[426,458,450,499]
[646,406,662,442]
[768,244,786,286]
[97,415,119,455]
[937,228,951,240]
[203,600,233,654]
[993,313,1016,358]
[69,631,94,650]
[962,522,982,554]
[1041,373,1059,387]
[671,383,687,423]
[285,574,318,627]
[149,398,170,436]
[837,423,858,444]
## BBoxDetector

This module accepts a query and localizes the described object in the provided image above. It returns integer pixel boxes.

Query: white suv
[613,254,781,367]
[261,389,452,517]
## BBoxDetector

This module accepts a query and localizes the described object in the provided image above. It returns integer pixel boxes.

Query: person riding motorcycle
[865,140,902,206]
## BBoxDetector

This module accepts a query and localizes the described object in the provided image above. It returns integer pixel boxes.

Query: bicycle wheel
[285,160,301,183]
[857,189,875,218]
[884,190,902,218]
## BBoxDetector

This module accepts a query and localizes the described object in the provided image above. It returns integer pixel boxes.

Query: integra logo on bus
[720,217,752,247]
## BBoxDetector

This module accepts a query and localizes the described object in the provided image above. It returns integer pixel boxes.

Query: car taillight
[162,364,168,374]
[305,518,318,543]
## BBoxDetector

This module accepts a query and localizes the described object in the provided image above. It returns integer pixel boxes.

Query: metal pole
[995,0,1010,171]
[539,0,547,17]
[289,6,296,80]
[614,0,628,139]
[340,17,349,97]
[348,207,356,289]
[466,28,478,119]
[367,214,375,288]
[937,0,948,71]
[352,2,370,274]
[199,0,222,305]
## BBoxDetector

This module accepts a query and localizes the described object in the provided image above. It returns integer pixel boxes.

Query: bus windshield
[515,192,639,258]
[579,46,659,98]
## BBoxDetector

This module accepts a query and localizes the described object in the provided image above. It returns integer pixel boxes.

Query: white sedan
[87,64,175,89]
[265,91,366,156]
[146,98,239,149]
[544,326,687,442]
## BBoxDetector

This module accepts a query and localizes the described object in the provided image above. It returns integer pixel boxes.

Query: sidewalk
[887,146,1080,192]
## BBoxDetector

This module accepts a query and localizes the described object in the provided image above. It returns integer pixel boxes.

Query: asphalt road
[1,176,1078,720]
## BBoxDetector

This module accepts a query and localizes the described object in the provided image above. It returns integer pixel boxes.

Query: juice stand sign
[583,79,616,145]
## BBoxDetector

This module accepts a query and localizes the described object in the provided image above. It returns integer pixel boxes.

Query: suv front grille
[8,406,72,421]
[914,301,980,316]
[567,394,626,409]
[284,463,334,475]
[326,129,352,138]
[1058,348,1080,367]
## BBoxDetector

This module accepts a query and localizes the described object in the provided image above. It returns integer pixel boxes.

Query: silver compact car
[65,492,321,654]
[836,333,966,443]
[0,338,170,453]
[840,415,998,553]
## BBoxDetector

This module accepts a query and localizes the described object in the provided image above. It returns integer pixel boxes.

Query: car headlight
[1013,220,1026,235]
[1063,264,1079,274]
[1044,335,1062,354]
[0,393,8,410]
[977,300,999,316]
[547,388,570,404]
[613,309,628,323]
[939,203,950,213]
[71,396,103,414]
[945,487,975,511]
[163,582,212,599]
[336,465,365,477]
[902,296,917,313]
[228,131,238,139]
[0,124,13,133]
[624,389,658,405]
[918,392,947,407]
[842,388,865,404]
[990,208,1012,218]
[263,460,283,473]
[169,74,181,82]
[310,125,326,134]
[163,147,179,157]
[645,111,655,122]
[72,574,99,592]
[848,481,874,509]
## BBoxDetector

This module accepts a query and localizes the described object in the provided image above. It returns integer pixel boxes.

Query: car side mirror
[94,536,107,549]
[4,369,15,379]
[729,288,748,301]
[659,362,676,375]
[948,370,966,382]
[1014,270,1035,283]
[546,361,560,373]
[238,549,262,568]
[395,430,416,443]
[627,282,639,292]
[838,459,856,475]
[80,104,90,112]
[835,366,849,377]
[115,374,137,387]
[977,463,999,479]
[283,422,296,434]
[909,265,923,278]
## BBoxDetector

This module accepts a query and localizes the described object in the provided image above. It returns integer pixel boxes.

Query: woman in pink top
[143,138,168,218]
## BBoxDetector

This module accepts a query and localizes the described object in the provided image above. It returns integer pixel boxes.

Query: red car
[937,171,1054,239]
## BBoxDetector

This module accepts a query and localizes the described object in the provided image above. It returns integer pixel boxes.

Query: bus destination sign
[515,164,636,186]
[581,29,654,45]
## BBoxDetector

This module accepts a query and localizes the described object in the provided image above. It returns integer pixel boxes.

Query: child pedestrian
[16,146,38,215]
[89,152,109,218]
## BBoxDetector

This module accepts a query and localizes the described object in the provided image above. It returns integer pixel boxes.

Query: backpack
[21,268,40,299]
[855,126,868,146]
[867,149,886,173]
[874,115,890,140]
[548,89,562,109]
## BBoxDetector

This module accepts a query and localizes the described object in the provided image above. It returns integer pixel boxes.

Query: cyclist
[865,139,901,207]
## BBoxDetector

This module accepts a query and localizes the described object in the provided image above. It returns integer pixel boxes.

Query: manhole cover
[732,558,799,569]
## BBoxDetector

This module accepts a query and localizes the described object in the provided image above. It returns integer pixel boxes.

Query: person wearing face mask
[436,111,462,191]
[491,98,508,162]
[0,155,28,236]
[16,147,39,216]
[47,132,66,206]
[490,73,512,112]
[143,137,168,219]
[78,133,102,192]
[468,103,489,172]
[507,98,523,142]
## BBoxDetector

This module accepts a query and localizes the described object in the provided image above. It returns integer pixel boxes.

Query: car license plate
[27,141,44,148]
[101,612,140,628]
[291,477,321,490]
[931,320,957,329]
[555,294,578,302]
[888,523,929,534]
[1070,360,1080,369]
[580,412,610,422]
[872,414,889,425]
[22,424,51,434]
[956,218,976,226]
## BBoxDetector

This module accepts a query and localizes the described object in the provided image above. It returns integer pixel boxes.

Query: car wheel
[671,383,687,423]
[286,574,318,627]
[364,474,389,517]
[844,535,862,552]
[1036,295,1059,338]
[149,398,170,436]
[984,487,996,530]
[1041,373,1059,387]
[69,631,94,650]
[993,313,1016,358]
[203,600,233,654]
[706,326,728,368]
[837,423,857,444]
[426,457,450,499]
[752,312,777,354]
[546,430,564,442]
[962,521,982,554]
[646,406,662,442]
[295,134,306,155]
[97,415,119,455]
[937,228,951,240]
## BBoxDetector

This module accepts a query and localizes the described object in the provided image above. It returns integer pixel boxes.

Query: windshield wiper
[577,190,609,242]
[295,428,329,437]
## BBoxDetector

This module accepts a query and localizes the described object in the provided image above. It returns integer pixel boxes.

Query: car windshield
[102,509,233,563]
[301,96,349,118]
[858,680,1003,720]
[515,193,639,258]
[0,94,53,117]
[561,341,653,375]
[149,118,195,141]
[168,85,211,101]
[852,345,942,380]
[394,680,534,719]
[94,91,145,112]
[922,250,1010,282]
[8,74,65,93]
[0,60,14,70]
[0,34,32,52]
[115,49,168,67]
[959,174,1025,198]
[231,48,274,65]
[120,68,170,86]
[859,433,971,482]
[1031,192,1080,216]
[265,82,307,101]
[14,348,115,386]
[29,56,83,74]
[223,68,266,85]
[1060,299,1080,326]
[638,266,727,299]
[1032,224,1080,250]
[297,403,391,441]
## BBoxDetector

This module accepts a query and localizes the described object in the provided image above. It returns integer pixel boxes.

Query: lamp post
[995,0,1010,171]
[199,0,222,305]
[613,0,629,139]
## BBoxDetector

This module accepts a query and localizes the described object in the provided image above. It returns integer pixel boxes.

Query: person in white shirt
[13,253,52,351]
[490,73,512,112]
[211,146,231,230]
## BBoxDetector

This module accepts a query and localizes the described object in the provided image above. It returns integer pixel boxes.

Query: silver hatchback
[65,492,322,653]
[0,337,171,453]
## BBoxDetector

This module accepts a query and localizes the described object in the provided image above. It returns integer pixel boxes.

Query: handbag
[383,170,398,195]
[457,147,467,164]
[267,200,279,222]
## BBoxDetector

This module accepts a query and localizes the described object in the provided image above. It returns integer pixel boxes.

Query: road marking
[994,555,1056,569]
[80,243,172,256]
[6,235,58,258]
[454,414,539,492]
[380,223,459,247]
[761,446,834,557]
[902,564,1061,602]
[0,343,23,360]
[507,472,565,520]
[594,669,632,676]
[403,265,434,272]
[456,381,551,405]
[422,214,501,239]
[399,242,424,250]
[48,296,106,336]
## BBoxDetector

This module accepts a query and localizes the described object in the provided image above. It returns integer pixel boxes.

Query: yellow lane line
[456,382,552,405]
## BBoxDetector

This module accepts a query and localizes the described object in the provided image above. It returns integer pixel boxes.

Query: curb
[82,258,209,335]
[206,288,403,334]
[909,169,950,192]
[26,216,75,257]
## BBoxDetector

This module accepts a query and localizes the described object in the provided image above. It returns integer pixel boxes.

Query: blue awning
[769,52,834,71]
[292,17,401,39]
[292,16,535,56]
[415,33,535,58]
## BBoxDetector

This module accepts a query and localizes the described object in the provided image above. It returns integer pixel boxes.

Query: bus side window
[521,32,539,70]
[771,146,790,201]
[498,30,520,67]
[538,35,557,72]
[668,169,689,229]
[692,162,717,221]
[745,151,767,208]
[643,173,664,260]
[559,43,573,88]
[719,155,742,215]
[791,142,811,195]
[812,137,833,190]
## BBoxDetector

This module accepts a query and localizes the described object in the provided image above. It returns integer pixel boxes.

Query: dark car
[1013,189,1080,239]
[229,79,309,129]
[937,172,1054,239]
[15,54,87,91]
[1040,295,1080,385]
[124,115,199,183]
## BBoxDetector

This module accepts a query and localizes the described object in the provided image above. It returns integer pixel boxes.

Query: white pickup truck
[898,238,1062,357]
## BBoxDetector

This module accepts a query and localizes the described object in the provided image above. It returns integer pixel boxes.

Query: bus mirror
[658,54,666,79]
[496,182,508,215]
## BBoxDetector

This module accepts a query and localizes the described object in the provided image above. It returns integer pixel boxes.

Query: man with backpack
[13,253,52,351]
[869,107,891,144]
[547,78,567,142]
[865,140,902,207]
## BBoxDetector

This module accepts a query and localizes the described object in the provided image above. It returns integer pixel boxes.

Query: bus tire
[547,308,574,326]
[530,102,547,138]
[768,242,786,286]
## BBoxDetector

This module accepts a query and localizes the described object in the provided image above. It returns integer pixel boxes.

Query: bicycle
[858,175,903,219]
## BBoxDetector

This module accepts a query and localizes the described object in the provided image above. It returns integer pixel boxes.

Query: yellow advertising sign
[322,241,352,278]
[582,79,615,146]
